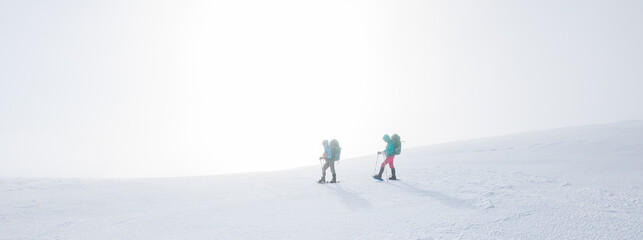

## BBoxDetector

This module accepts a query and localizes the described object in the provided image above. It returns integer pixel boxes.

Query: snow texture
[1,121,642,239]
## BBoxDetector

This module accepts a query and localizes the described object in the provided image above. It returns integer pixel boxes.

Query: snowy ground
[1,121,642,239]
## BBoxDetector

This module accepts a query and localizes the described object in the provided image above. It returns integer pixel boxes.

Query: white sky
[1,0,642,177]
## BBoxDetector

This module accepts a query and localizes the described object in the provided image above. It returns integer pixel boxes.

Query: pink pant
[381,155,395,168]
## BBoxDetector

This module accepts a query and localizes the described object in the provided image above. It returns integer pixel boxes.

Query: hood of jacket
[382,134,391,142]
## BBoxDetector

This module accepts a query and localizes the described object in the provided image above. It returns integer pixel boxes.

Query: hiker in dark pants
[318,139,340,183]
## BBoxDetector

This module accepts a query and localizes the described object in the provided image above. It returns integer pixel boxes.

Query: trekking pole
[335,160,339,176]
[373,153,379,175]
[385,167,389,182]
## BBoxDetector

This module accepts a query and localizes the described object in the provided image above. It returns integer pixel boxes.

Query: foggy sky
[1,0,642,177]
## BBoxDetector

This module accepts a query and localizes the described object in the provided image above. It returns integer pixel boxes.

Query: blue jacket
[322,140,334,161]
[383,134,394,157]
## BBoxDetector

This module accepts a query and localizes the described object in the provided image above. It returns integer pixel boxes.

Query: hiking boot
[374,167,384,179]
[317,176,325,183]
[389,168,397,180]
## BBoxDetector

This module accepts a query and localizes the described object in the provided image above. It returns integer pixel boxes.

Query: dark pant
[322,160,335,177]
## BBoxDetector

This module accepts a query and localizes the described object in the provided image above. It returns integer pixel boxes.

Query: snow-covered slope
[2,121,642,239]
